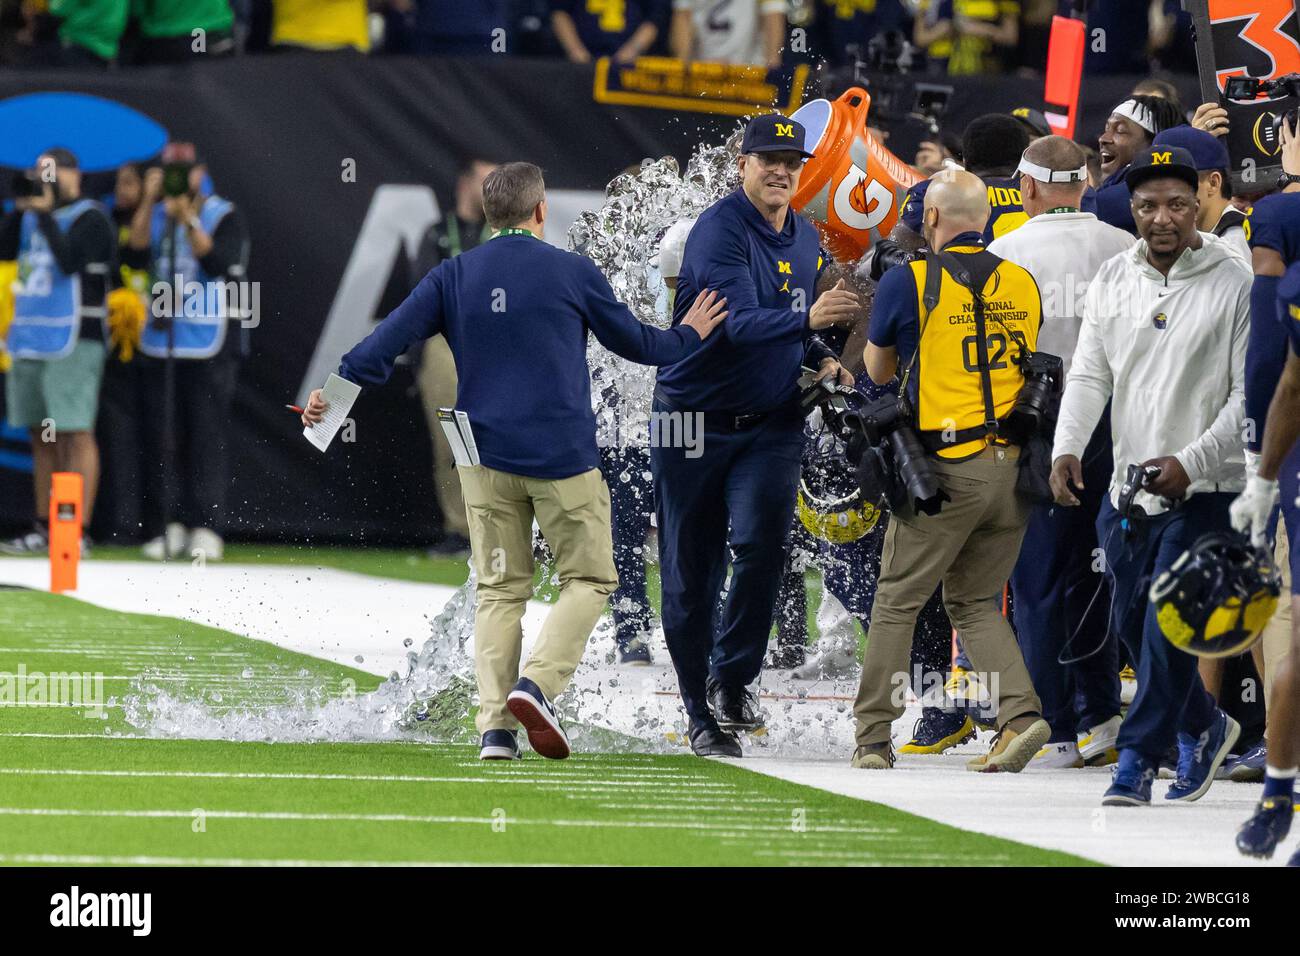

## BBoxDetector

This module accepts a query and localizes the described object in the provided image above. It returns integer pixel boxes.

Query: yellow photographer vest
[904,246,1042,459]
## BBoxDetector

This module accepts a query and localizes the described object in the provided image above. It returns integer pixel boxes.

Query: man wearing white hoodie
[988,136,1136,770]
[1049,145,1250,807]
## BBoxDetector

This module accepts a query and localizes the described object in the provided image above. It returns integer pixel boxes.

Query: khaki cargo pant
[1262,524,1292,707]
[418,336,470,538]
[854,445,1042,747]
[458,464,618,733]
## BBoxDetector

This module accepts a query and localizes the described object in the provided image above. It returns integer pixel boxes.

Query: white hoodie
[1052,231,1250,515]
[987,210,1136,376]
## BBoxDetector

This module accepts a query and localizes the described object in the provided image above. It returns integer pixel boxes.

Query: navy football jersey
[899,174,1099,243]
[1246,192,1300,263]
[1280,260,1300,353]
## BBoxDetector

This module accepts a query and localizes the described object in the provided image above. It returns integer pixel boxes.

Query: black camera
[162,161,193,198]
[799,368,948,517]
[1223,73,1300,144]
[11,170,43,200]
[1116,462,1163,521]
[1004,350,1064,444]
[851,30,953,135]
[850,394,948,516]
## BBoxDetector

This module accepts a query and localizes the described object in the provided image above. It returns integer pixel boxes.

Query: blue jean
[652,400,805,727]
[598,445,654,645]
[1097,492,1234,761]
[1012,497,1120,742]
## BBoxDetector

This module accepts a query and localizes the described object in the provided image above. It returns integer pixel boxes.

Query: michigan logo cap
[741,113,815,158]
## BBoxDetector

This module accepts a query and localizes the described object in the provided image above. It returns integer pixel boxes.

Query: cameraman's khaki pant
[854,445,1042,747]
[458,464,618,733]
[1262,525,1292,707]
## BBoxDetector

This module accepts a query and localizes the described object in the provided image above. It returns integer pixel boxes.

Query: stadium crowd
[4,0,1300,863]
[0,1,1197,77]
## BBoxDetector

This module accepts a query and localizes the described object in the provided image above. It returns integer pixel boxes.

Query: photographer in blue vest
[0,148,114,556]
[123,142,250,562]
[652,113,860,758]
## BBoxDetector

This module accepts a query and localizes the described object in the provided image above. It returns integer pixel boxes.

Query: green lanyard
[1045,206,1079,215]
[492,228,535,240]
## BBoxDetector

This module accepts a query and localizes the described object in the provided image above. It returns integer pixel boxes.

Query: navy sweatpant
[652,400,805,727]
[1097,493,1234,762]
[598,445,654,645]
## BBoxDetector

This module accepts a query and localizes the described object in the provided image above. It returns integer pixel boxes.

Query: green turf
[0,590,1091,866]
[9,543,476,587]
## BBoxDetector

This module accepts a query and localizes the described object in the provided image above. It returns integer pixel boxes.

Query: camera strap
[934,250,1002,434]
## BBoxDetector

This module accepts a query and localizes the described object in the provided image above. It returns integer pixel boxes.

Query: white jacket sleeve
[1173,278,1248,483]
[1051,279,1112,462]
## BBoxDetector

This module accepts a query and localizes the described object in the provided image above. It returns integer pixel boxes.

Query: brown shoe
[966,718,1051,773]
[851,742,895,769]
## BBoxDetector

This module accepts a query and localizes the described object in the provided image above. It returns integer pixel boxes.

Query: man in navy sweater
[303,162,726,762]
[653,113,860,757]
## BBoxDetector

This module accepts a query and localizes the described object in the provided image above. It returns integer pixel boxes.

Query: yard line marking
[0,767,733,787]
[0,702,121,709]
[0,806,896,835]
[0,853,582,867]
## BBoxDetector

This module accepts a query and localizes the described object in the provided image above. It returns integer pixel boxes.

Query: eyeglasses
[749,153,805,173]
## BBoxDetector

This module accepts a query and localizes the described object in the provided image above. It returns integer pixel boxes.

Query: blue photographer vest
[8,198,109,360]
[140,194,238,360]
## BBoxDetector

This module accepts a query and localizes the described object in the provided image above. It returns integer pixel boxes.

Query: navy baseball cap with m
[1125,144,1200,192]
[742,113,815,158]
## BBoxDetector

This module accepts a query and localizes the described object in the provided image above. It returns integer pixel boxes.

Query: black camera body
[162,161,194,199]
[1222,72,1300,149]
[1004,350,1064,444]
[798,372,948,517]
[11,170,43,200]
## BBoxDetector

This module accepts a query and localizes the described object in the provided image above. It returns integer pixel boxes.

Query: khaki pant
[854,446,1042,746]
[459,464,618,733]
[1263,524,1293,708]
[418,336,470,538]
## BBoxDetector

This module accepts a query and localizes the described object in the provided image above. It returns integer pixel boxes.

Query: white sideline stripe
[0,806,893,834]
[0,853,577,868]
[0,768,729,788]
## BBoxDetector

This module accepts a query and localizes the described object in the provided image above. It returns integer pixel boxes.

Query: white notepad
[303,373,362,453]
[436,408,480,466]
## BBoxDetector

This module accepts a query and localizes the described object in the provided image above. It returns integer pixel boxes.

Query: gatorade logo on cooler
[837,165,893,233]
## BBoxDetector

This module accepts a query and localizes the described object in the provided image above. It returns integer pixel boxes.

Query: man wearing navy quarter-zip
[304,163,727,763]
[653,113,860,758]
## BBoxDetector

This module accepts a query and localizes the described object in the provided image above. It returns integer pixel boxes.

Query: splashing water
[119,133,863,756]
[120,568,481,743]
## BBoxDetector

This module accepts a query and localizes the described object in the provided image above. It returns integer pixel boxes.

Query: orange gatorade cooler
[791,88,923,263]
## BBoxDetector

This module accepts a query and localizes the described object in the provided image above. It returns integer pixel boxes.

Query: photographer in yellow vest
[852,168,1049,773]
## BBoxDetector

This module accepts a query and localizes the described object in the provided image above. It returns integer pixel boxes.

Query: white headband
[1112,98,1156,134]
[1016,149,1088,184]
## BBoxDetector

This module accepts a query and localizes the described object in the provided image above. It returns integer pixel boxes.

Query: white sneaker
[1078,714,1122,764]
[1030,741,1083,769]
[1119,665,1137,706]
[143,522,189,560]
[188,527,224,562]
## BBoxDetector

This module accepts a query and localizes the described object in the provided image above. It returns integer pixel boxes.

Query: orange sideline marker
[49,471,82,594]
